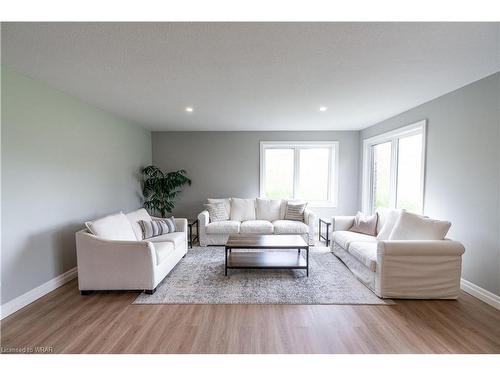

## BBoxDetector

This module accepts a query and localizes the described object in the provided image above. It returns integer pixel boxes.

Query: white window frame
[259,141,339,207]
[361,120,427,214]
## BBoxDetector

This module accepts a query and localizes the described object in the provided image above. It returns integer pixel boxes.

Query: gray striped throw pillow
[139,217,176,239]
[204,202,229,222]
[284,202,307,221]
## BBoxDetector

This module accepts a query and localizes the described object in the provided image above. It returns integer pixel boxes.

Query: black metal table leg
[188,223,193,249]
[306,246,309,277]
[318,218,321,243]
[225,246,228,276]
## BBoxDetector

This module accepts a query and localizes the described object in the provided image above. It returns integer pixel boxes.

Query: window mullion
[389,138,399,209]
[293,147,300,200]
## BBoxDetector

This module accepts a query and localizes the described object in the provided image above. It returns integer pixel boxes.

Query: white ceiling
[2,22,499,131]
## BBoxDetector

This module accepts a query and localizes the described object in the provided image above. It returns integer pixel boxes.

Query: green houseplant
[142,165,192,218]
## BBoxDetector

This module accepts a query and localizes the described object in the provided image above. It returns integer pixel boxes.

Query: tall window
[260,141,339,206]
[362,120,426,214]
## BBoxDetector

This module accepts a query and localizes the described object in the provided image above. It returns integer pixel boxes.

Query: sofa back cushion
[376,208,403,240]
[85,212,137,241]
[349,211,378,236]
[230,198,256,221]
[207,198,231,216]
[255,198,282,221]
[388,211,451,240]
[126,208,153,240]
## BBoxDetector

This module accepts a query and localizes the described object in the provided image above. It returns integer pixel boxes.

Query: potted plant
[142,165,192,218]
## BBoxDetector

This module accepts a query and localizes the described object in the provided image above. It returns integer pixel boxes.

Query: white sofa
[198,198,316,246]
[76,208,188,294]
[331,210,465,299]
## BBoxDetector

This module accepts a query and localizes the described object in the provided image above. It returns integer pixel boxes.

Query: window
[362,120,426,214]
[260,141,339,206]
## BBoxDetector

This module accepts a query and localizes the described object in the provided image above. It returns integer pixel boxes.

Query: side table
[188,218,199,248]
[318,218,331,246]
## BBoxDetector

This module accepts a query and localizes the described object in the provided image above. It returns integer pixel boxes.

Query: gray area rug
[133,246,392,305]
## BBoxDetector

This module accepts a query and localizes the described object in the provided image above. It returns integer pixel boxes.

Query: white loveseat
[198,198,316,246]
[331,210,465,299]
[76,208,188,294]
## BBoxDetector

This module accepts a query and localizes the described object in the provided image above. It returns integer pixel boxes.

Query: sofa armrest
[377,240,465,257]
[303,209,316,226]
[198,210,209,226]
[173,218,188,233]
[331,216,355,232]
[75,230,156,290]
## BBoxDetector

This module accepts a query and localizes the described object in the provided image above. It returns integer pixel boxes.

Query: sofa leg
[80,290,93,295]
[145,288,156,295]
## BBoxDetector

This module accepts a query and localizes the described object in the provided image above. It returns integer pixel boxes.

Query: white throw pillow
[230,198,256,221]
[207,198,231,216]
[85,212,137,241]
[388,211,451,241]
[376,209,403,240]
[255,198,282,221]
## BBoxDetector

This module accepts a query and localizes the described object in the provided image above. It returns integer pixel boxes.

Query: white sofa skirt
[332,242,376,291]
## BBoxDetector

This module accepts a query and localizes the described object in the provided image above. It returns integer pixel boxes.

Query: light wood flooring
[1,279,500,354]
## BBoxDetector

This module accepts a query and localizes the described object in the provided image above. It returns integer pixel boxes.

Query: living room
[1,1,500,372]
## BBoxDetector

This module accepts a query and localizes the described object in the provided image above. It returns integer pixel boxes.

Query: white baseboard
[461,278,500,310]
[1,267,78,320]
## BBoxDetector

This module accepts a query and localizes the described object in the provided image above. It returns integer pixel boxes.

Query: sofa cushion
[333,230,377,249]
[126,208,153,240]
[255,198,282,221]
[240,220,274,234]
[85,212,136,241]
[230,198,256,221]
[152,241,175,265]
[206,220,241,234]
[148,231,185,248]
[389,211,451,240]
[376,208,403,240]
[207,198,231,216]
[348,241,377,271]
[272,220,309,234]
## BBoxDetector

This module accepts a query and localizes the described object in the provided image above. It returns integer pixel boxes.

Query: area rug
[133,246,392,305]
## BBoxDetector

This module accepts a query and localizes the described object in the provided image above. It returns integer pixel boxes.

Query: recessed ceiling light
[185,107,194,113]
[319,106,327,112]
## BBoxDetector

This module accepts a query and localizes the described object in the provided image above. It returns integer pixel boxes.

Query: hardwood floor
[1,279,499,354]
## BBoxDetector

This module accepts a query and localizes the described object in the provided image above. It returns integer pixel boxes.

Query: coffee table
[224,234,309,276]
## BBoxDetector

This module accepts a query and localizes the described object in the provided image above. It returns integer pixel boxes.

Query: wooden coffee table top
[225,234,308,249]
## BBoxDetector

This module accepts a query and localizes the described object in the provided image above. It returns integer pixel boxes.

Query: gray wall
[360,72,500,296]
[1,67,152,305]
[152,131,360,220]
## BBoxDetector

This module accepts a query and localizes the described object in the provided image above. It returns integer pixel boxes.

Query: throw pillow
[284,202,307,221]
[349,211,378,236]
[388,211,451,240]
[85,212,137,241]
[139,217,176,239]
[255,198,282,221]
[376,209,403,240]
[204,202,230,222]
[230,198,256,221]
[207,198,231,216]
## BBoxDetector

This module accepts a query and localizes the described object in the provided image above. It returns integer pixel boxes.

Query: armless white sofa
[198,198,316,246]
[76,208,188,295]
[331,210,465,299]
